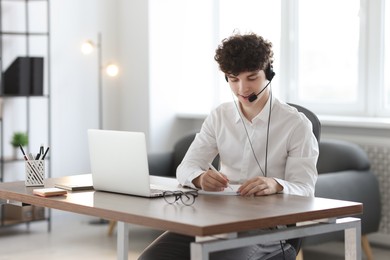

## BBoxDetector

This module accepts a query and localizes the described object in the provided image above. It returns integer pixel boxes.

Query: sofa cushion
[317,140,370,174]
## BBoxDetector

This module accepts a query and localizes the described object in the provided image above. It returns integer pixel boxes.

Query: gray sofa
[148,134,381,259]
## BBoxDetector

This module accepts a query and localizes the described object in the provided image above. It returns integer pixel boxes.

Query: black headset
[225,64,275,82]
[265,64,275,81]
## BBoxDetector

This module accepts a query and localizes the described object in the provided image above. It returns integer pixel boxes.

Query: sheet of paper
[198,184,240,195]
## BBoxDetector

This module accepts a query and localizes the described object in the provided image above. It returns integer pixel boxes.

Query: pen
[36,144,45,160]
[42,146,50,160]
[208,163,233,191]
[19,145,29,161]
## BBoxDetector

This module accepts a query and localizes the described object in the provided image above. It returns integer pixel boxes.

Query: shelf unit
[0,0,51,231]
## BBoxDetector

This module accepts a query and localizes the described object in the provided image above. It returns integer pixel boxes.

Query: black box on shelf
[2,56,44,96]
[30,57,44,96]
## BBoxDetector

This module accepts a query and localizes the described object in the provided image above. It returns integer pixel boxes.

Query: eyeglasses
[163,190,198,206]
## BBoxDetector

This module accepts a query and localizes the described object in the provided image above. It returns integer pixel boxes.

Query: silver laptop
[87,129,169,197]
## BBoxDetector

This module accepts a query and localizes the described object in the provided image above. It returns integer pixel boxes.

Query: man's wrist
[192,175,202,189]
[273,178,284,193]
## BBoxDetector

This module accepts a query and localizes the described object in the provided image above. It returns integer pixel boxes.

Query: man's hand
[192,170,229,191]
[238,176,283,196]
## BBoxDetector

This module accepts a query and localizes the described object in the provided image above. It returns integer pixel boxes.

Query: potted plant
[10,132,28,159]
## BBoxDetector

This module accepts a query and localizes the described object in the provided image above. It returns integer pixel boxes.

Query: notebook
[87,129,172,197]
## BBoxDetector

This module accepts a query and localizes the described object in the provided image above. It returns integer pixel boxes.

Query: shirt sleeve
[176,114,219,188]
[275,116,319,197]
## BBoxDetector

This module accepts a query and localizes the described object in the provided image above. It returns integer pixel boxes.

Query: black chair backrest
[288,103,321,142]
[173,133,197,174]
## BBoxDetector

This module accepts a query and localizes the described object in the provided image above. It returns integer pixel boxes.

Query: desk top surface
[0,174,362,236]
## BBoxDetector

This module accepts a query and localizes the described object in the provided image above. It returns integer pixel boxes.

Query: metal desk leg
[191,242,209,260]
[117,221,129,260]
[345,220,361,260]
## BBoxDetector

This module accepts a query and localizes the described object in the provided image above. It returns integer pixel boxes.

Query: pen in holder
[25,160,45,187]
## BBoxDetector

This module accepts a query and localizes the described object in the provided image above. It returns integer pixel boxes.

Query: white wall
[50,0,156,177]
[115,0,195,153]
[50,0,122,177]
[52,0,203,179]
[117,0,150,136]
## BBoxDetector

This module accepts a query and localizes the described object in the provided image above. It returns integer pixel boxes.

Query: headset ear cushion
[266,65,275,81]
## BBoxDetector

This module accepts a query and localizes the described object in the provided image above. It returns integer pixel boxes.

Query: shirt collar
[234,94,275,124]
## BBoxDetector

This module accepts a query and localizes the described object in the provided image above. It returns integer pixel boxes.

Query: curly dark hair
[214,33,274,76]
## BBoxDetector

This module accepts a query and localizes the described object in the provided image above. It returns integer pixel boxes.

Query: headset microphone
[248,80,271,102]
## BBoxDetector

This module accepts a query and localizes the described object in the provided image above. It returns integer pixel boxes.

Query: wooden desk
[0,174,363,260]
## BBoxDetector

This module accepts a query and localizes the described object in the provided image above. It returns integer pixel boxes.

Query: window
[149,0,215,116]
[150,0,390,118]
[294,0,361,115]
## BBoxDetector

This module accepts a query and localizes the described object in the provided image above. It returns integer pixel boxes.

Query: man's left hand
[238,177,283,196]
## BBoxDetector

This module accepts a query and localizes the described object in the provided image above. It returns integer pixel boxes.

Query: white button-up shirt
[177,97,319,197]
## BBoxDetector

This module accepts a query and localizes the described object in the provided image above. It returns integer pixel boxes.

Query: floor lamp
[81,33,119,225]
[81,32,119,130]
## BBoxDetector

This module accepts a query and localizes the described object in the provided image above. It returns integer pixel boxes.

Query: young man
[139,32,319,260]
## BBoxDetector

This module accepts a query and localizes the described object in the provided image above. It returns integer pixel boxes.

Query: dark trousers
[138,231,296,260]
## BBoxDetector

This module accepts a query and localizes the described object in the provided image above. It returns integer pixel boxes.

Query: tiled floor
[0,211,388,260]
